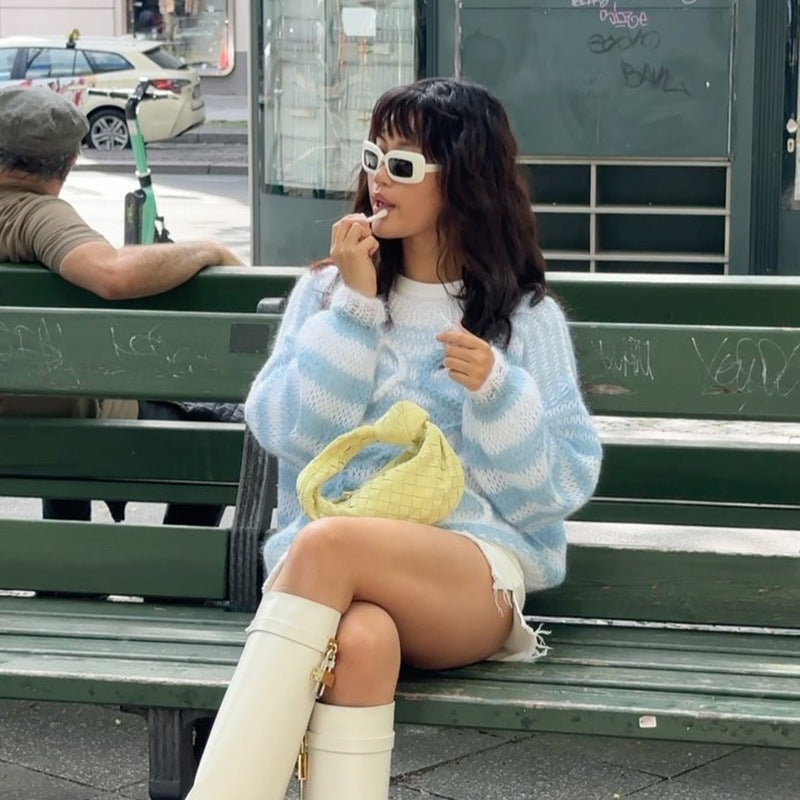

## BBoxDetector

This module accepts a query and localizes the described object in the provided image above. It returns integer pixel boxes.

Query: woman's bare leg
[270,517,513,705]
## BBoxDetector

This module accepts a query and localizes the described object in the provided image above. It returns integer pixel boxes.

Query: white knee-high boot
[300,702,395,800]
[186,591,341,800]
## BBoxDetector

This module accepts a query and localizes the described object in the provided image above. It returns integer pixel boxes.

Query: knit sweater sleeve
[244,267,386,467]
[460,297,602,529]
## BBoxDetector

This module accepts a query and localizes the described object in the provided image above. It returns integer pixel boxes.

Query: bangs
[369,86,433,156]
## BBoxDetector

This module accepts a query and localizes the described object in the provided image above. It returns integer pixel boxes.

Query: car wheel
[87,109,129,151]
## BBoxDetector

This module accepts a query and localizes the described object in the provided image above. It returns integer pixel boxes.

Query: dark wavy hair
[351,77,547,347]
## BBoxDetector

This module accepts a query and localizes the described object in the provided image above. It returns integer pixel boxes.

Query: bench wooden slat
[432,664,800,701]
[0,635,243,664]
[0,521,229,598]
[573,323,800,420]
[458,647,800,681]
[546,624,800,657]
[0,478,237,505]
[553,272,800,325]
[529,545,800,627]
[0,596,245,623]
[3,304,799,420]
[0,264,300,313]
[0,651,796,747]
[573,499,800,531]
[597,441,800,506]
[394,678,800,748]
[5,265,800,326]
[0,419,243,483]
[0,307,280,401]
[0,652,231,709]
[0,614,246,645]
[4,423,798,522]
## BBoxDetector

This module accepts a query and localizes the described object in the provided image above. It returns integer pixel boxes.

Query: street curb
[72,161,248,176]
[179,130,248,145]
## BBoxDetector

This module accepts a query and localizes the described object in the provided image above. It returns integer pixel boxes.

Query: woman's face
[366,131,444,242]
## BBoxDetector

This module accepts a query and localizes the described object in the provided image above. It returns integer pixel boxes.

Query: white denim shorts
[263,530,549,664]
[450,531,550,662]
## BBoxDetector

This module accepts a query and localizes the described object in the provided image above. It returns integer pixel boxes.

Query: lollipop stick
[364,208,389,224]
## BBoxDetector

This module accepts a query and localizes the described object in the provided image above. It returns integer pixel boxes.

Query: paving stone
[520,731,739,779]
[628,747,800,800]
[399,736,660,800]
[116,780,150,800]
[284,777,457,800]
[0,762,97,800]
[88,786,149,800]
[391,787,455,799]
[392,724,533,777]
[0,701,148,793]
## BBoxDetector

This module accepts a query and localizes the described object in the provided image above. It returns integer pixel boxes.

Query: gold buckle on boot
[311,637,338,698]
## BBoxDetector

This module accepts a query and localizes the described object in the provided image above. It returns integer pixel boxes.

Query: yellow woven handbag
[296,400,465,524]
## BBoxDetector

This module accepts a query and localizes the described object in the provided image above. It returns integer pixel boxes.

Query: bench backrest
[0,268,289,605]
[2,265,798,628]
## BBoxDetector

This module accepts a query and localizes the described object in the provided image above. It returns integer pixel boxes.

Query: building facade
[0,0,248,94]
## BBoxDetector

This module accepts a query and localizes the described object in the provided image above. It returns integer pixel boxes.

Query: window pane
[126,0,234,76]
[261,0,416,193]
[0,48,17,81]
[144,46,186,70]
[85,50,133,74]
[24,48,91,79]
[23,48,48,79]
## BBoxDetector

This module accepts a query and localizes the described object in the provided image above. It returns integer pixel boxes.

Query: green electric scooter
[85,80,173,524]
[87,79,172,245]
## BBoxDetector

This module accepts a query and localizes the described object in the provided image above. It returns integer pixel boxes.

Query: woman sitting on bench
[187,77,602,800]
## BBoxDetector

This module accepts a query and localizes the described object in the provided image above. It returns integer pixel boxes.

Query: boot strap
[311,637,338,698]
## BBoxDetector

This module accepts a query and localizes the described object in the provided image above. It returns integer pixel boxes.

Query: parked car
[0,32,205,150]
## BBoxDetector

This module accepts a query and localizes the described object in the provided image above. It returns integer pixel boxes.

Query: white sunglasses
[361,140,441,184]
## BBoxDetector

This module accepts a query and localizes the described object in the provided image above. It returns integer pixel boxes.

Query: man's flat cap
[0,85,89,157]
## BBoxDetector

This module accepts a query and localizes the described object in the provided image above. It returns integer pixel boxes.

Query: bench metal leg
[125,707,214,800]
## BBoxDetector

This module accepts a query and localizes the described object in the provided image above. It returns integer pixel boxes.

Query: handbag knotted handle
[297,401,464,524]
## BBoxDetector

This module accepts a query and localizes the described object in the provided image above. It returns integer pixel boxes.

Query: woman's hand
[329,214,380,298]
[436,326,495,391]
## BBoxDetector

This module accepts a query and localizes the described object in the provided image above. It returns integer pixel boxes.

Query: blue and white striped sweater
[244,266,602,592]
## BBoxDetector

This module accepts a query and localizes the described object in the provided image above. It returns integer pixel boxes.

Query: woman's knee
[283,517,351,571]
[326,603,401,704]
[271,518,361,605]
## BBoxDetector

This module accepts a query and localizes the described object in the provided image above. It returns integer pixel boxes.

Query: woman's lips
[372,196,395,212]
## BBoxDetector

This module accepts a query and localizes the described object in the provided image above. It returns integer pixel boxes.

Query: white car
[0,33,205,150]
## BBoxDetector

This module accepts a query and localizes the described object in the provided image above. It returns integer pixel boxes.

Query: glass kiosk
[251,1,796,275]
[252,0,418,265]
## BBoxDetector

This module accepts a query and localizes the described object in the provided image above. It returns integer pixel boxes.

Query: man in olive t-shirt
[0,85,243,521]
[0,184,126,420]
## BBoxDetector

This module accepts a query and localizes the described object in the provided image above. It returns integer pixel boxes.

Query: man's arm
[59,239,244,300]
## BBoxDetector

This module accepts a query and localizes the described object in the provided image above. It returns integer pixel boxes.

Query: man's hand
[436,326,495,391]
[212,244,246,266]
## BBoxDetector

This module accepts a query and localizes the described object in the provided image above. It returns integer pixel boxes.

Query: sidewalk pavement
[2,694,798,800]
[74,94,249,176]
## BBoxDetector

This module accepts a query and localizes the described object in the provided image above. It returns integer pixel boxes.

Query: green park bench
[0,263,798,799]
